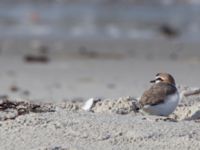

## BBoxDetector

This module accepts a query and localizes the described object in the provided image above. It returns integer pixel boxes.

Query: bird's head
[150,73,176,85]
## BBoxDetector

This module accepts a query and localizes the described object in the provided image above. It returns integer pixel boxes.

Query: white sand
[0,55,200,149]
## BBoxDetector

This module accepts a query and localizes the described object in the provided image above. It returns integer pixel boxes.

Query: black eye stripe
[156,73,160,76]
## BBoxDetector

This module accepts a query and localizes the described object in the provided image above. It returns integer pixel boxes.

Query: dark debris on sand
[0,98,55,121]
[24,55,50,63]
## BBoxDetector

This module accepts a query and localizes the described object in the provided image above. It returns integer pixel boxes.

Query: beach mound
[1,87,200,121]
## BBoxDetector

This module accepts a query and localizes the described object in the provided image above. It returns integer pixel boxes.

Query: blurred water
[0,2,200,41]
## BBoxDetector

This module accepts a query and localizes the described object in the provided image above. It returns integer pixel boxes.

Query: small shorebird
[138,73,179,116]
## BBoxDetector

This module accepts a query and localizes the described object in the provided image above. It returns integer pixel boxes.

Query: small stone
[54,122,62,129]
[10,85,19,92]
[100,134,111,141]
[22,90,30,96]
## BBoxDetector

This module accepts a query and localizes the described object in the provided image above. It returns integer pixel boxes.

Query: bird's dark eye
[157,77,163,81]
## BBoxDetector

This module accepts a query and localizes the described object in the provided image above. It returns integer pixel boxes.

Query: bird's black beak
[150,79,156,83]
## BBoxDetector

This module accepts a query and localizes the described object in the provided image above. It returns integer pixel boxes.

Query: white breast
[143,91,180,116]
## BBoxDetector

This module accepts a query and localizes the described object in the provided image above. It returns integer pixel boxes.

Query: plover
[138,73,179,116]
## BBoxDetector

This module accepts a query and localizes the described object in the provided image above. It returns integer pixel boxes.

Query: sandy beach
[0,53,200,149]
[0,91,200,150]
[1,1,200,149]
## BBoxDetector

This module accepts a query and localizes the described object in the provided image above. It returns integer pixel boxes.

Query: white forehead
[155,80,161,83]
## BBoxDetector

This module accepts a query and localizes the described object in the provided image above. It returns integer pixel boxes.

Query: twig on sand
[183,88,200,97]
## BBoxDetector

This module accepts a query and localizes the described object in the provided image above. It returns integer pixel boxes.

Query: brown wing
[139,82,177,107]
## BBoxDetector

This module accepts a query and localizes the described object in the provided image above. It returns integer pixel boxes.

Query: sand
[0,87,200,150]
[0,53,200,149]
[1,54,200,100]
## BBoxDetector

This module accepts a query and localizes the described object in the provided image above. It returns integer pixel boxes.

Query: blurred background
[0,0,200,101]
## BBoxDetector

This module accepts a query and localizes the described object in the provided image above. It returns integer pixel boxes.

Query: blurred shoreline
[0,2,200,41]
